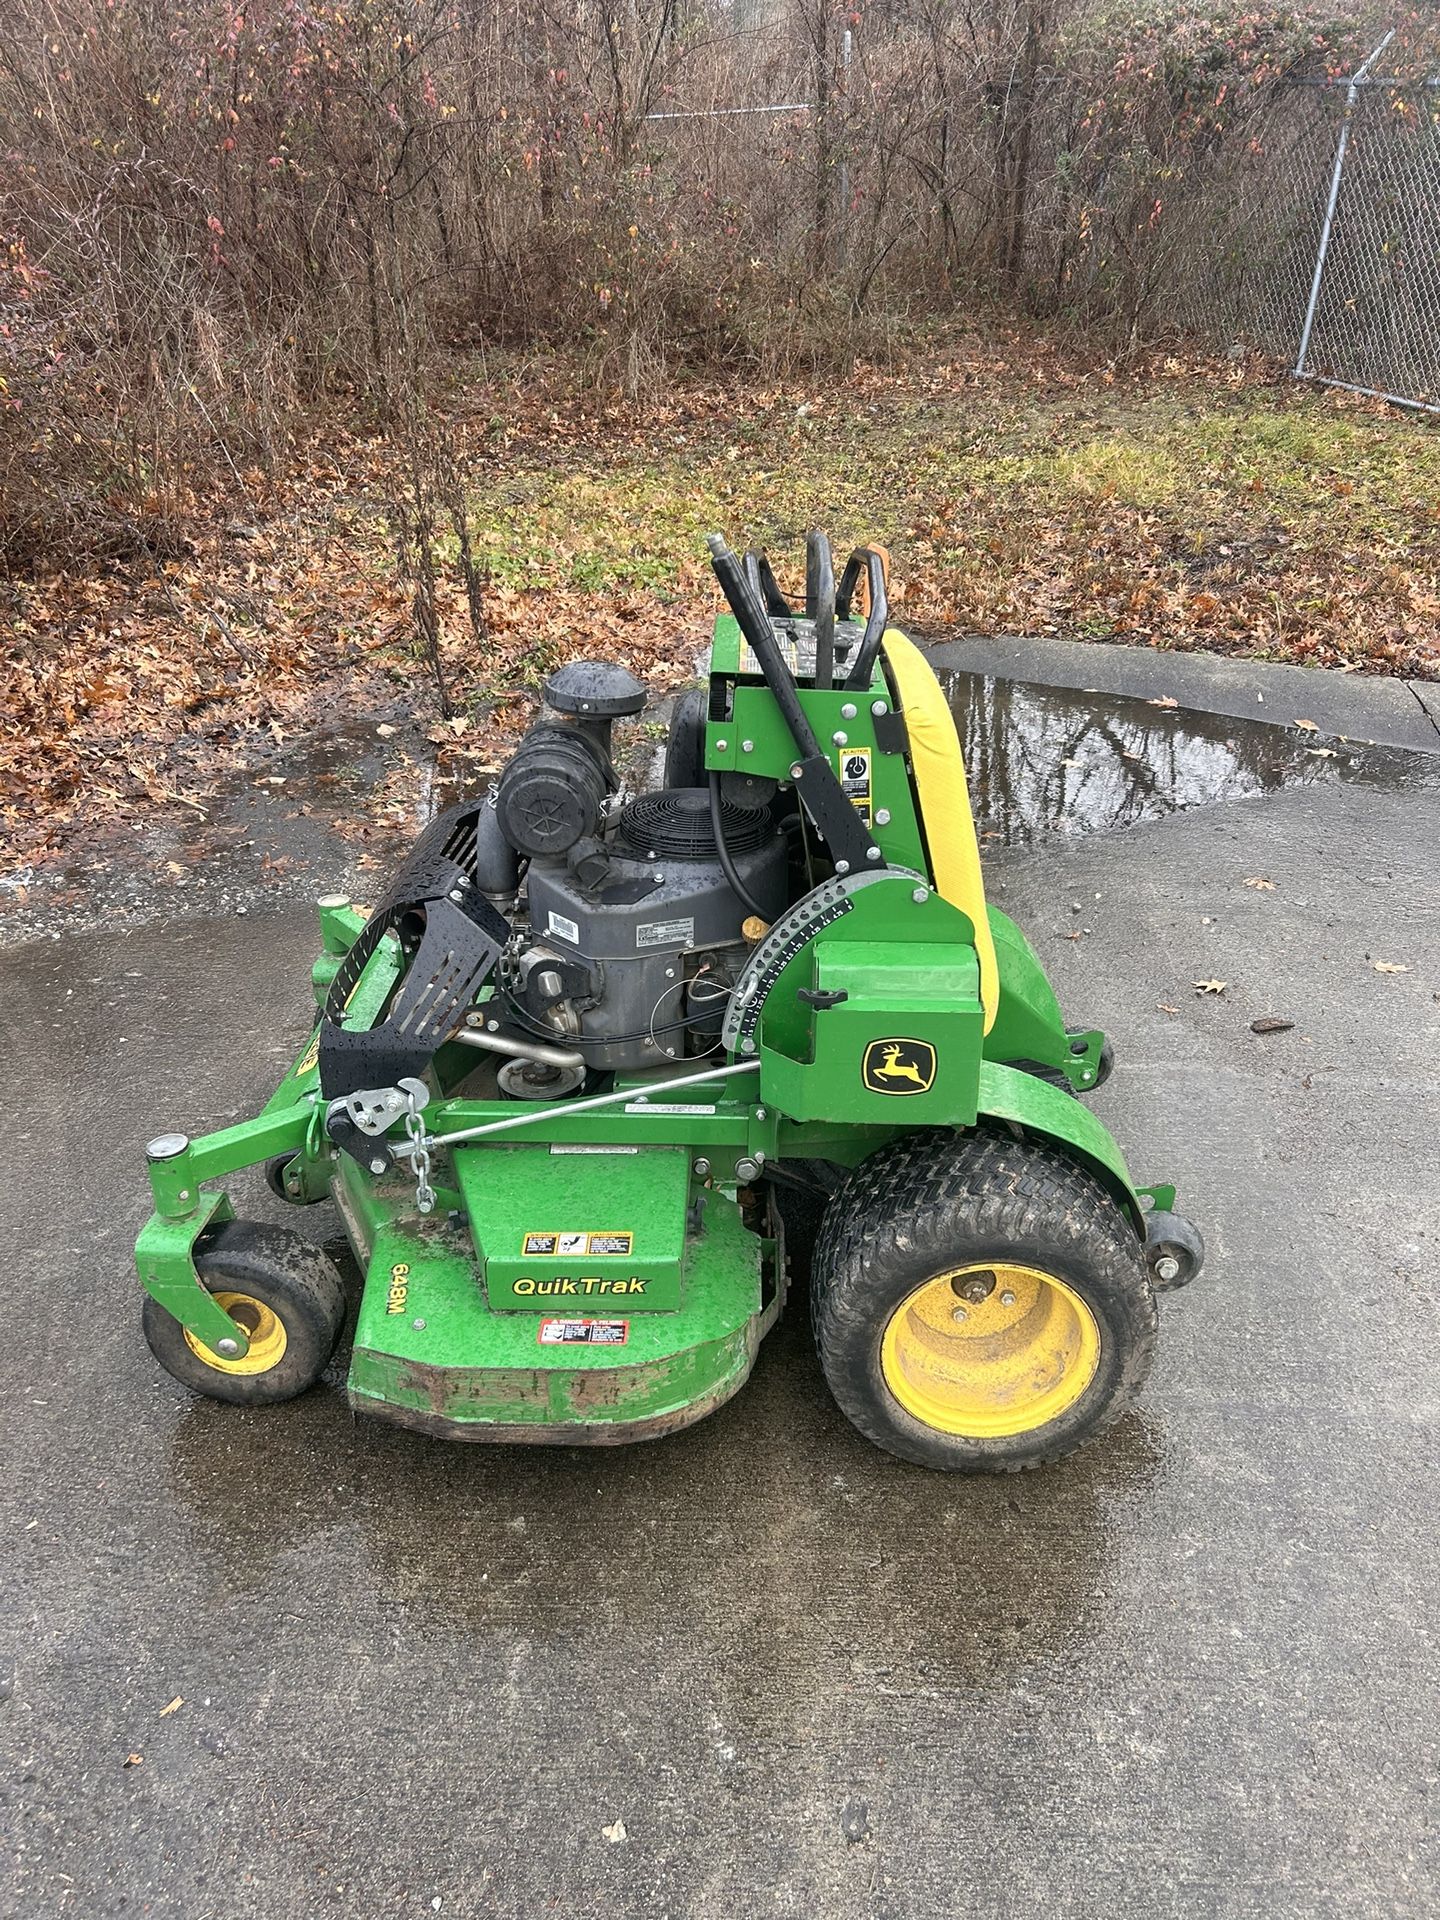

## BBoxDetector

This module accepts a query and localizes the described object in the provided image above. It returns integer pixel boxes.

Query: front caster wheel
[264,1152,326,1205]
[141,1219,346,1408]
[812,1129,1156,1473]
[1144,1209,1204,1290]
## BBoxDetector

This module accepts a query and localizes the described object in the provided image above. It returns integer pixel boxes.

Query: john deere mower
[135,533,1202,1471]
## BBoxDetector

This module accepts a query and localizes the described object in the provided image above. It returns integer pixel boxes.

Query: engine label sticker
[522,1230,634,1257]
[546,910,581,944]
[538,1317,630,1347]
[295,1026,321,1076]
[838,747,873,823]
[636,916,695,950]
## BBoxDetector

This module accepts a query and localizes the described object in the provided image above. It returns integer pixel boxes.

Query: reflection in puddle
[943,672,1433,847]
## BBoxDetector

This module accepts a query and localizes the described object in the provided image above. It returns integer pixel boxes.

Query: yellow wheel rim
[183,1291,288,1376]
[880,1262,1100,1439]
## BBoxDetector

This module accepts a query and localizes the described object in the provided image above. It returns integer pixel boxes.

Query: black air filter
[615,787,772,859]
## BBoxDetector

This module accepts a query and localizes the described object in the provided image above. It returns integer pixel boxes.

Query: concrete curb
[921,632,1440,756]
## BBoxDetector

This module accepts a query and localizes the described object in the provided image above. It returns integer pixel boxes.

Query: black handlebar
[744,548,793,619]
[706,532,883,878]
[805,531,837,689]
[707,535,825,764]
[835,546,889,691]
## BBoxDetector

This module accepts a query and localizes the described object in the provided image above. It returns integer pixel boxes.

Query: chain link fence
[1292,35,1440,412]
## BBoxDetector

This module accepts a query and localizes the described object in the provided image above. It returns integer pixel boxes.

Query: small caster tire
[142,1219,346,1408]
[812,1128,1156,1473]
[1144,1209,1204,1291]
[1066,1030,1114,1093]
[264,1152,325,1205]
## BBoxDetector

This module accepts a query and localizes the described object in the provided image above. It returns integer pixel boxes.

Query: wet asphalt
[4,682,1440,1918]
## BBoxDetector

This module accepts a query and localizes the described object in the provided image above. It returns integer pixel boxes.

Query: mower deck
[334,1139,777,1443]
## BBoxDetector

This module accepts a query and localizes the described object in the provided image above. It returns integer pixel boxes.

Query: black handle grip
[835,548,890,690]
[805,530,836,689]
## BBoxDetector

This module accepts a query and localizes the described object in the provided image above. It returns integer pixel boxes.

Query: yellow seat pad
[881,629,998,1032]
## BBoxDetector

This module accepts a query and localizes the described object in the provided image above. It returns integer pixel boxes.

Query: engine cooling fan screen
[615,787,772,859]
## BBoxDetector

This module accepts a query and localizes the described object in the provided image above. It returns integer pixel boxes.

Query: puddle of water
[943,672,1438,847]
[10,670,1434,946]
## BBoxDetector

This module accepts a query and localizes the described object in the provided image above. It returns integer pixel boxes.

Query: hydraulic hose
[708,770,770,922]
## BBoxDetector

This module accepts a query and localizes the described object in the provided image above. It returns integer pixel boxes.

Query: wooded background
[0,1,1424,565]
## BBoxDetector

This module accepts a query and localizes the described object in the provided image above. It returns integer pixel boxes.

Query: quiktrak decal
[513,1276,648,1297]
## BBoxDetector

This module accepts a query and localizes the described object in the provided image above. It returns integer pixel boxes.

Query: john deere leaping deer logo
[862,1038,937,1096]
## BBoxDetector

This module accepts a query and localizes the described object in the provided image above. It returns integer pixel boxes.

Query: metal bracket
[325,1076,429,1179]
[335,1077,431,1138]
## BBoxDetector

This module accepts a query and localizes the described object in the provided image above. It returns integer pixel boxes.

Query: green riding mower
[135,532,1202,1471]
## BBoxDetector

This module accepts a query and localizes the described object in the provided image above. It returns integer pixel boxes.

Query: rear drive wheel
[142,1219,345,1407]
[812,1129,1155,1472]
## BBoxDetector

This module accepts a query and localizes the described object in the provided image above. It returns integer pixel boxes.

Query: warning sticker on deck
[523,1230,634,1257]
[837,746,873,823]
[538,1317,630,1347]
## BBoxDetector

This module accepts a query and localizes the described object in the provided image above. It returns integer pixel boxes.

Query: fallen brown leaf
[123,1753,144,1768]
[1294,718,1319,732]
[1244,876,1276,891]
[159,1696,184,1718]
[1147,695,1179,709]
[1193,978,1228,995]
[1250,1016,1295,1034]
[1373,961,1411,974]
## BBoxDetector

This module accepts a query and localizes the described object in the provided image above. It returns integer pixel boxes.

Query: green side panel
[977,1059,1141,1227]
[752,876,983,1123]
[983,906,1073,1071]
[454,1144,691,1312]
[761,936,982,1125]
[709,685,926,876]
[707,610,744,675]
[345,1177,765,1436]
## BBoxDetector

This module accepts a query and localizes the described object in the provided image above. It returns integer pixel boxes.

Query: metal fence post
[837,27,853,271]
[1294,27,1395,378]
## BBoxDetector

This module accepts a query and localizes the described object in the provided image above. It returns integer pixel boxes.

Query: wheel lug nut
[951,1306,968,1323]
[1000,1290,1016,1307]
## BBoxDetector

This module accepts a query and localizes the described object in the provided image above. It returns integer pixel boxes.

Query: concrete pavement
[3,678,1439,1918]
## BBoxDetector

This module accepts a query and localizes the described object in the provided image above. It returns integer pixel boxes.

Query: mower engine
[484,662,787,1085]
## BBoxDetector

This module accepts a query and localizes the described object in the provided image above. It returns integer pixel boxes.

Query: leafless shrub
[0,0,1415,566]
